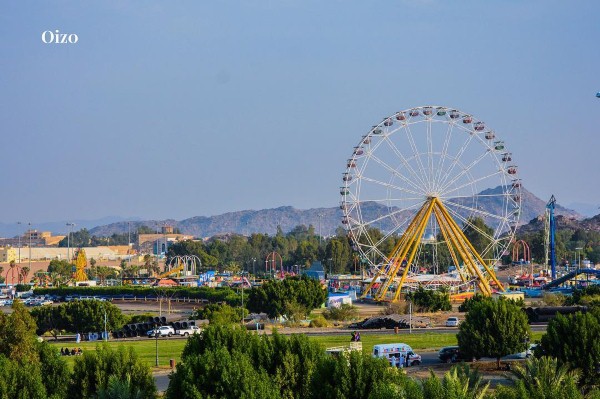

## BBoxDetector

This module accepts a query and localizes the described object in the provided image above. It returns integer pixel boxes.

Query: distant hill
[88,187,582,238]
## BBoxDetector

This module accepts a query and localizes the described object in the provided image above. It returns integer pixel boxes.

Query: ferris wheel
[340,106,521,300]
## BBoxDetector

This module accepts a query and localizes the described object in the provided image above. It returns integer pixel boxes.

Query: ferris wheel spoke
[358,200,425,228]
[440,170,503,197]
[443,206,498,244]
[367,153,425,194]
[440,193,511,200]
[404,123,432,192]
[444,199,509,223]
[437,133,475,189]
[439,150,490,194]
[356,196,428,203]
[359,175,423,197]
[434,121,455,188]
[427,119,435,192]
[380,135,429,189]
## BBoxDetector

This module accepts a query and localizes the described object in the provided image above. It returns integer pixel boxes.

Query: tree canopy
[457,297,530,369]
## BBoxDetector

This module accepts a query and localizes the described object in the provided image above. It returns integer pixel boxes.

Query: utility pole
[17,222,22,263]
[28,222,32,270]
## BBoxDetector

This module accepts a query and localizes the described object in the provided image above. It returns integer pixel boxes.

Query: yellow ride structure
[74,248,89,282]
[360,197,505,301]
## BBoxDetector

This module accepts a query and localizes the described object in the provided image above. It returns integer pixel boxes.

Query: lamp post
[66,222,75,262]
[17,222,22,263]
[252,258,256,283]
[28,222,32,270]
[155,325,159,366]
[576,247,583,272]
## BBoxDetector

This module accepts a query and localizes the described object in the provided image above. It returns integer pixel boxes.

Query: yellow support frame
[360,196,505,301]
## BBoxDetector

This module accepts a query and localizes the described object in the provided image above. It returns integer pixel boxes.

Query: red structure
[265,251,283,277]
[4,262,22,285]
[512,240,531,264]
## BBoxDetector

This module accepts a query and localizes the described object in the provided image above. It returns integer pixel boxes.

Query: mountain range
[86,187,583,239]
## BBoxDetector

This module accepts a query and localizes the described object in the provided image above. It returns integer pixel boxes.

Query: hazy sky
[1,0,598,224]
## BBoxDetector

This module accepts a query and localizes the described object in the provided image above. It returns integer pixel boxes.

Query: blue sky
[1,0,599,224]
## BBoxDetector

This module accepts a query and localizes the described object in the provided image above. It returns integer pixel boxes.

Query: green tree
[193,303,247,325]
[47,259,72,278]
[246,275,327,319]
[457,297,530,369]
[325,237,352,274]
[31,300,126,336]
[406,287,452,312]
[0,300,39,363]
[0,356,48,399]
[70,344,156,399]
[421,363,489,399]
[462,217,494,257]
[309,350,403,399]
[494,357,593,399]
[541,310,600,387]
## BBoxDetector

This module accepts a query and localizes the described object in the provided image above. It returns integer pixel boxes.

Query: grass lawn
[50,331,545,371]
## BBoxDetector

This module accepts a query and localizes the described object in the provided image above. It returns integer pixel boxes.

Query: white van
[372,343,422,366]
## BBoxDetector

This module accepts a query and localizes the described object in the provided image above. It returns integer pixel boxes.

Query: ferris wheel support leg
[434,202,490,295]
[435,200,492,295]
[370,202,431,300]
[392,199,437,301]
[433,207,469,284]
[436,200,505,292]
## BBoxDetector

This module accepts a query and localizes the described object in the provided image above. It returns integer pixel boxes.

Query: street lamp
[28,222,32,270]
[252,258,256,282]
[154,324,160,366]
[17,222,22,263]
[66,222,75,262]
[576,247,583,272]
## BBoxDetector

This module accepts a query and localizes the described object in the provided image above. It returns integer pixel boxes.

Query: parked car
[516,344,538,359]
[445,317,460,327]
[176,326,201,337]
[438,346,471,363]
[147,326,175,338]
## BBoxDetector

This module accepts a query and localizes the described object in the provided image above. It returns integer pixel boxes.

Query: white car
[147,326,175,338]
[176,326,201,336]
[516,344,538,359]
[445,317,460,327]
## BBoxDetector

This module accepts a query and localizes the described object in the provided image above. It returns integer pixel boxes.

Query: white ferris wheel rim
[341,105,522,274]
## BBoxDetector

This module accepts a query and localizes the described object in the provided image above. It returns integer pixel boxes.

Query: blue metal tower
[547,195,557,280]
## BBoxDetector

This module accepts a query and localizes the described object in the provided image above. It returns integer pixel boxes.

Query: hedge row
[34,286,241,305]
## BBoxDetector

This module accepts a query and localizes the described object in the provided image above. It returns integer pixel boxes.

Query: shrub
[323,304,359,321]
[192,303,247,325]
[406,287,452,312]
[309,315,328,328]
[380,300,408,315]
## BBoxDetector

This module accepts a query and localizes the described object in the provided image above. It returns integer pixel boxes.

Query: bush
[458,293,487,313]
[542,292,566,306]
[323,304,359,321]
[380,300,408,315]
[70,344,156,399]
[192,303,247,325]
[309,315,328,328]
[405,287,452,312]
[34,286,241,305]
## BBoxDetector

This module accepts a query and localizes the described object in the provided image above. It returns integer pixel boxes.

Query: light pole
[66,222,75,262]
[155,325,159,366]
[318,213,324,244]
[576,247,583,272]
[252,258,256,283]
[28,222,32,270]
[17,222,22,263]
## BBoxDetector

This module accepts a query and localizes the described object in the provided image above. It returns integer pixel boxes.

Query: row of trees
[167,323,600,399]
[0,301,155,399]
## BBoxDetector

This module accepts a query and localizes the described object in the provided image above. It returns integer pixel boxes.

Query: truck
[176,326,202,337]
[147,326,175,338]
[372,343,422,366]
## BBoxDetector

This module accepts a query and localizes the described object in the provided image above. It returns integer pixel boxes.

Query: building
[138,226,193,255]
[0,247,17,263]
[0,230,66,247]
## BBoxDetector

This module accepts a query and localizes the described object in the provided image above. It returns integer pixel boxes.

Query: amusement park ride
[340,106,522,301]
